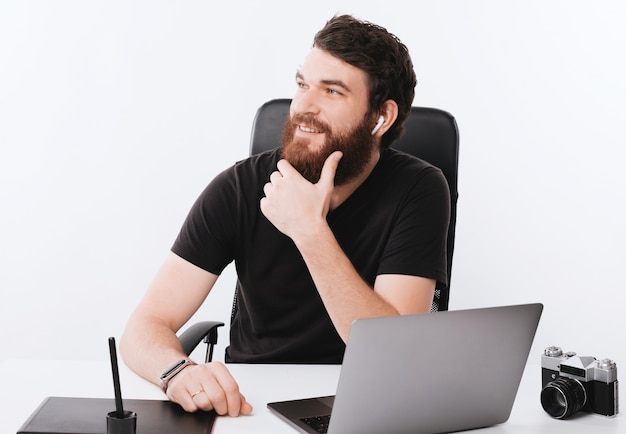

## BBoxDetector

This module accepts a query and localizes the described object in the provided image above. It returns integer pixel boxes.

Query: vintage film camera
[541,346,618,419]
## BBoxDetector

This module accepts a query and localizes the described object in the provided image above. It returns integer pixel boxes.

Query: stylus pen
[108,337,125,418]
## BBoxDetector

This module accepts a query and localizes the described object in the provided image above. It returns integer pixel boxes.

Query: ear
[372,99,399,137]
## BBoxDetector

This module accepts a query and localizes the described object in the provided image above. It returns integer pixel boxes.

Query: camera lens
[540,377,587,419]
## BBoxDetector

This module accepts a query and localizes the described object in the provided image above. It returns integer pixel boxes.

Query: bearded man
[121,14,450,417]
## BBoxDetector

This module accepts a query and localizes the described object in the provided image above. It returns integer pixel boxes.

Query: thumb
[318,151,343,187]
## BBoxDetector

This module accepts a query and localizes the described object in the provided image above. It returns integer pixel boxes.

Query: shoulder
[214,148,282,186]
[234,148,282,169]
[377,148,447,187]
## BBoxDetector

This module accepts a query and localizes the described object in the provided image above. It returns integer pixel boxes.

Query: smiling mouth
[298,125,324,134]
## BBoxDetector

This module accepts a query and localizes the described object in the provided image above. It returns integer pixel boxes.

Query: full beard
[280,113,377,186]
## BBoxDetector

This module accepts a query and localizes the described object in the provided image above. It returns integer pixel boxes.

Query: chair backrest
[247,98,459,311]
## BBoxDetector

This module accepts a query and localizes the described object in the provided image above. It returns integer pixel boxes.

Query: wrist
[294,223,334,255]
[159,359,196,394]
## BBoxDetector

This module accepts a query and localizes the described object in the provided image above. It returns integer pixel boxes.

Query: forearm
[120,312,189,386]
[295,224,399,342]
[120,253,219,385]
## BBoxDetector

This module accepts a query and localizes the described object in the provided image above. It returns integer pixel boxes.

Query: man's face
[280,47,377,185]
[281,112,376,185]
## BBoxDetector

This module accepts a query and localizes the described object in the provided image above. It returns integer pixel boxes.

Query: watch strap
[160,359,197,393]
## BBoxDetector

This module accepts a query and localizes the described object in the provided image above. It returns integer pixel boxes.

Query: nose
[290,90,320,117]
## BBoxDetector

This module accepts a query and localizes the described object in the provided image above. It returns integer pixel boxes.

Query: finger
[276,159,298,177]
[240,394,254,415]
[318,151,343,187]
[193,362,247,416]
[200,383,228,415]
[189,388,210,411]
[212,364,248,416]
[167,384,200,413]
[269,170,283,183]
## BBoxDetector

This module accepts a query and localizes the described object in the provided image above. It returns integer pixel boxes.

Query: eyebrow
[296,71,353,94]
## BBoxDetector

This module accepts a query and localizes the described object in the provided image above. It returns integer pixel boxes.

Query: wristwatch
[160,359,197,393]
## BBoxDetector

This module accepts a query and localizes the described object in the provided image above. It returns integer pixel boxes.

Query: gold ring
[191,389,204,398]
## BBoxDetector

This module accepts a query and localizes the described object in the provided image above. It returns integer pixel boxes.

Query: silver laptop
[268,303,543,434]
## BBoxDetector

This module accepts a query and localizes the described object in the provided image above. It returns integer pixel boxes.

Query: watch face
[161,360,187,380]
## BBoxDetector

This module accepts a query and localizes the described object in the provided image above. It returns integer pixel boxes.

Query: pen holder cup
[107,410,137,434]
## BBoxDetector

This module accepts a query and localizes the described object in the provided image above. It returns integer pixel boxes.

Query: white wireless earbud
[371,115,384,135]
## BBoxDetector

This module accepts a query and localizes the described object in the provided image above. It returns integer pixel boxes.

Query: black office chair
[179,98,459,362]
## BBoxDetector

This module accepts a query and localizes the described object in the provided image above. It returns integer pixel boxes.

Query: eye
[327,88,342,96]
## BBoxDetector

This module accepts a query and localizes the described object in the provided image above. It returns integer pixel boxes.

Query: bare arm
[297,225,434,342]
[120,252,252,416]
[260,152,435,342]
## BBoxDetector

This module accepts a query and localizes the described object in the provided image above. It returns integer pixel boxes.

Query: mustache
[289,113,330,134]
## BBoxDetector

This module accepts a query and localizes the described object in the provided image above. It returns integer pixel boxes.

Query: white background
[1,0,624,366]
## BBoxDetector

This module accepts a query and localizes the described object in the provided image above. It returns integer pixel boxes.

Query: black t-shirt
[172,148,450,363]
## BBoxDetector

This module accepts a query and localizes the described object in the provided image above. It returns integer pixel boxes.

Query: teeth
[299,125,320,133]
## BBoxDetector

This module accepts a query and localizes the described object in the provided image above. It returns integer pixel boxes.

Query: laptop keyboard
[300,415,331,433]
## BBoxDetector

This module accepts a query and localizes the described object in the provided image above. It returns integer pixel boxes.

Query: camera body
[541,346,618,419]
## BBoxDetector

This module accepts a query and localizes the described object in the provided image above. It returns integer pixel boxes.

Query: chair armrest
[178,321,224,362]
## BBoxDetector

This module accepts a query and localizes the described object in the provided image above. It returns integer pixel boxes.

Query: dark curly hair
[313,15,417,148]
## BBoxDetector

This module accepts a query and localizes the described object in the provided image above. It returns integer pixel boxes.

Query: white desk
[2,359,622,433]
